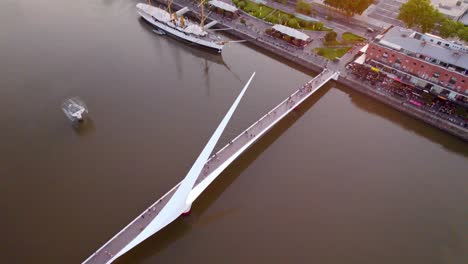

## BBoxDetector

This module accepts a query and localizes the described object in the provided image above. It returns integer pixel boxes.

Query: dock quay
[83,69,339,263]
[149,0,468,141]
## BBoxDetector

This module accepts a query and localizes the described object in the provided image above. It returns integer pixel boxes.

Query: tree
[323,0,374,16]
[237,1,246,9]
[457,27,468,42]
[268,16,279,24]
[288,18,300,28]
[324,31,337,42]
[278,13,290,25]
[438,19,464,38]
[240,18,246,24]
[315,22,324,30]
[295,0,312,15]
[399,0,468,40]
[398,0,443,32]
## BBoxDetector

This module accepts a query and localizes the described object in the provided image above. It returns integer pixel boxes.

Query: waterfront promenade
[153,0,468,141]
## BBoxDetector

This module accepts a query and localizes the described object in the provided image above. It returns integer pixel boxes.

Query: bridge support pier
[182,204,192,216]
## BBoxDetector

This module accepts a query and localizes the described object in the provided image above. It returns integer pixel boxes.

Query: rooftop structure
[272,24,310,41]
[376,27,468,70]
[460,11,468,25]
[208,0,238,13]
[431,0,468,21]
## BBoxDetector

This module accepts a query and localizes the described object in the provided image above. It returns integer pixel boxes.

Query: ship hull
[138,9,223,53]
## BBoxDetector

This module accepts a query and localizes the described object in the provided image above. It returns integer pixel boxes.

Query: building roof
[460,12,468,25]
[208,0,238,13]
[431,0,467,19]
[376,26,468,70]
[272,24,310,41]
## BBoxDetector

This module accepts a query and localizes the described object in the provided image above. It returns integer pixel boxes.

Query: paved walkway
[83,69,339,264]
[307,0,393,30]
[362,0,405,28]
[264,0,375,38]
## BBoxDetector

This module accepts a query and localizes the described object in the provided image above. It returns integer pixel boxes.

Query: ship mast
[167,0,173,14]
[199,0,206,28]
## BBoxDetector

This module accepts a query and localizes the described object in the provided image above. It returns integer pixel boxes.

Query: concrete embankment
[235,29,468,141]
[148,0,468,141]
[340,77,468,140]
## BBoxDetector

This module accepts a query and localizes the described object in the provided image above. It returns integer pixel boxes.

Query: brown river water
[1,0,467,263]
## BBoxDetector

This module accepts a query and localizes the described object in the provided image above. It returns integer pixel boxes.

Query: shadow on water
[115,84,332,264]
[333,84,468,157]
[137,17,243,87]
[72,117,96,136]
[237,39,321,78]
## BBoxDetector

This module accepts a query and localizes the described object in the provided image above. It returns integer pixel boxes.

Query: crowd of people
[347,63,468,128]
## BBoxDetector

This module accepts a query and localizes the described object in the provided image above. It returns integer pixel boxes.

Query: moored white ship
[136,2,224,53]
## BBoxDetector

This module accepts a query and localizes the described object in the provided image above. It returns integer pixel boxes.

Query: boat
[62,97,88,124]
[136,1,224,53]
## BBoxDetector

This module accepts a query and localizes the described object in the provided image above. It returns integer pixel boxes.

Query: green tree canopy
[397,0,443,32]
[439,19,464,38]
[315,22,324,30]
[295,0,312,15]
[323,0,374,16]
[398,0,468,41]
[457,27,468,42]
[324,31,337,42]
[288,18,300,28]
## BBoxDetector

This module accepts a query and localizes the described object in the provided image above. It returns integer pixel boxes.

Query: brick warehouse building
[364,26,468,105]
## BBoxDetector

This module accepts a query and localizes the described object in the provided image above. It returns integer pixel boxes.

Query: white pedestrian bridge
[83,69,340,264]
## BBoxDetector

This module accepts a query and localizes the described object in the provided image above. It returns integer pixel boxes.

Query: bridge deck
[83,69,339,264]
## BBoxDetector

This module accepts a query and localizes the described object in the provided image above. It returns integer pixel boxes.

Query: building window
[413,62,417,66]
[433,72,440,78]
[437,41,441,45]
[449,77,457,84]
[383,52,388,58]
[392,54,395,57]
[395,59,401,64]
[420,65,424,68]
